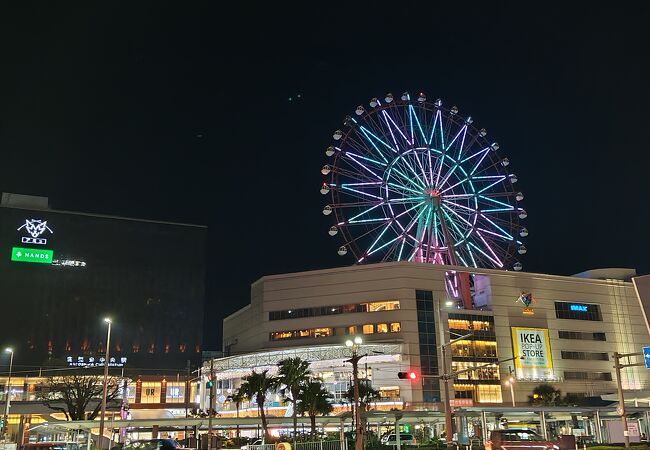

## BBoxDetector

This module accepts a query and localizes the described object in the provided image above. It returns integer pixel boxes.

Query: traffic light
[206,374,214,389]
[398,370,418,381]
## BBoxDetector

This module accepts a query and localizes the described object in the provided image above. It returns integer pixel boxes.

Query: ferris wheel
[321,92,527,271]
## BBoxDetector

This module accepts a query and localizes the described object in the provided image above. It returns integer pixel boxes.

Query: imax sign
[570,304,588,312]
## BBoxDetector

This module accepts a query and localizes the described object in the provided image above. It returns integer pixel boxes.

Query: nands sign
[511,327,555,381]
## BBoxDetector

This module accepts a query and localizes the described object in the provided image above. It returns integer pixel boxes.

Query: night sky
[1,4,649,350]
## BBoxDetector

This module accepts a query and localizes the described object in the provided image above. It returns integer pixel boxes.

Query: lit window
[448,319,471,330]
[298,329,310,337]
[476,384,503,403]
[390,322,401,332]
[376,323,388,333]
[362,324,374,334]
[366,301,400,312]
[312,328,332,338]
[347,326,356,335]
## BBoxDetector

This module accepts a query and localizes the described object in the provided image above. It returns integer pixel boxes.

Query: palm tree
[296,380,333,437]
[239,370,276,440]
[277,357,311,439]
[227,389,247,439]
[345,382,381,411]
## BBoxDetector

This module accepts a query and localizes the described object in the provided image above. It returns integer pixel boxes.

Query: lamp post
[346,336,363,450]
[99,318,112,450]
[505,376,515,407]
[3,348,14,442]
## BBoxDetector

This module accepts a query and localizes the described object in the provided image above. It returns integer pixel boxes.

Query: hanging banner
[511,327,556,381]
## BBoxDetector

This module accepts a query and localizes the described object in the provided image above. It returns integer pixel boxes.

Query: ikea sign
[570,304,588,312]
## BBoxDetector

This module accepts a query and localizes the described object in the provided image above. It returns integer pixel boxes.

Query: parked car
[240,439,263,450]
[122,439,181,450]
[380,434,417,446]
[485,429,558,450]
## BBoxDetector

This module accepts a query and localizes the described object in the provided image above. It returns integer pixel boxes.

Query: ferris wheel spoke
[343,154,384,180]
[476,226,513,241]
[476,231,505,267]
[359,126,395,159]
[443,199,477,214]
[468,240,502,268]
[478,214,515,240]
[413,151,432,187]
[437,162,461,192]
[441,203,474,229]
[408,105,428,143]
[478,195,515,211]
[339,185,383,201]
[477,176,507,194]
[427,109,443,146]
[381,110,411,148]
[344,152,387,168]
[461,147,490,175]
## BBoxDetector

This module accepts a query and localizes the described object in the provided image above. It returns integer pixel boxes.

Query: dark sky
[1,3,649,350]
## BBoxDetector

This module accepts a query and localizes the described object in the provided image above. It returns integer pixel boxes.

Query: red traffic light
[398,370,418,381]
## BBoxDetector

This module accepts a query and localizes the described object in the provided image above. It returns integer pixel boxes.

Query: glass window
[166,382,185,403]
[376,323,388,333]
[448,319,471,330]
[312,328,332,338]
[476,384,502,403]
[366,301,400,312]
[390,322,401,332]
[347,326,356,335]
[362,324,374,334]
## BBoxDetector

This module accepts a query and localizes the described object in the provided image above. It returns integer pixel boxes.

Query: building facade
[216,261,650,410]
[0,193,207,369]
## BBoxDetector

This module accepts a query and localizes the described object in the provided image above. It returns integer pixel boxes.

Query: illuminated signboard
[66,356,127,367]
[570,304,588,312]
[17,219,53,245]
[11,247,53,264]
[511,327,556,381]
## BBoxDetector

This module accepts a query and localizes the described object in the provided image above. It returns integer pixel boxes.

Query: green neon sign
[11,247,53,264]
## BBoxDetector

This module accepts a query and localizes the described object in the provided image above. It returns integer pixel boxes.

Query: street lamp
[3,348,14,441]
[345,336,363,450]
[98,318,112,450]
[505,376,516,407]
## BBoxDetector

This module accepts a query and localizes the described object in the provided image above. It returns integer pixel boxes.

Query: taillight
[485,441,492,450]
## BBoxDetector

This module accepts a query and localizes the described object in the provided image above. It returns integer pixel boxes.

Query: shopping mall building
[203,262,650,415]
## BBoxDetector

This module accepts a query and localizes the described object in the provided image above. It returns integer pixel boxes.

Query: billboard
[511,327,556,381]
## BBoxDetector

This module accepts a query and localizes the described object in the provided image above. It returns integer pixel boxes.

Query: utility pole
[207,359,215,450]
[613,351,644,450]
[185,360,190,442]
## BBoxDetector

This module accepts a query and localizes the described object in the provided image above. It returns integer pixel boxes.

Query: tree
[296,380,333,437]
[239,370,276,441]
[528,383,562,406]
[39,375,122,420]
[344,382,381,411]
[277,357,311,439]
[227,390,247,439]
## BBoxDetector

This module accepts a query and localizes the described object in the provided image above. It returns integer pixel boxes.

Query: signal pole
[207,359,215,450]
[613,352,644,450]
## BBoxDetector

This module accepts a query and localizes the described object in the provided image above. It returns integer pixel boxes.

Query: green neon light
[11,247,54,264]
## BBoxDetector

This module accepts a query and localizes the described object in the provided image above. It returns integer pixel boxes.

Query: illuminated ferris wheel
[320,91,527,271]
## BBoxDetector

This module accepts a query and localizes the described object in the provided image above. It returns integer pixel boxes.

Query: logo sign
[511,327,555,381]
[516,292,536,315]
[17,219,53,245]
[570,304,588,312]
[11,247,53,264]
[643,346,650,369]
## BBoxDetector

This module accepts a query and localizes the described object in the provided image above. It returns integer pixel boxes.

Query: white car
[381,434,416,446]
[240,439,263,450]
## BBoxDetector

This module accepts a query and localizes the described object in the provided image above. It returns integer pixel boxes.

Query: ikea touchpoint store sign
[511,327,555,381]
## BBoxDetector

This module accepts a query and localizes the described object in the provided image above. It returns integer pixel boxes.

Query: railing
[249,440,347,450]
[295,440,347,450]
